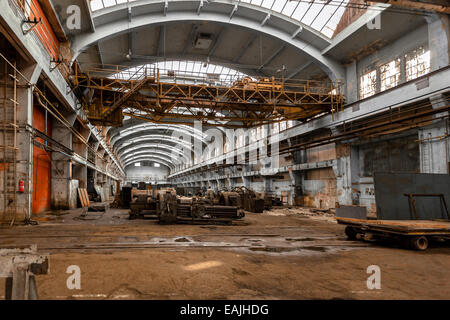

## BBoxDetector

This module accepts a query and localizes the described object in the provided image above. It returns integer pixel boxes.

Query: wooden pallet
[77,188,90,208]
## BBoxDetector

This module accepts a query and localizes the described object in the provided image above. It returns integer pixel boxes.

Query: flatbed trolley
[337,217,450,251]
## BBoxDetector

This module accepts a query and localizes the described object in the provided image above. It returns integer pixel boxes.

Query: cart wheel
[345,226,357,240]
[410,236,428,251]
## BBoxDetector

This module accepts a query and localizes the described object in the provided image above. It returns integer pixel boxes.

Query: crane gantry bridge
[70,65,345,129]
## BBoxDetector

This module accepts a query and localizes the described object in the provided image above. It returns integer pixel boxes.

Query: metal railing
[79,63,344,96]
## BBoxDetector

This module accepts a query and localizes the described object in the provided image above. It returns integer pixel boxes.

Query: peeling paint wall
[302,168,337,210]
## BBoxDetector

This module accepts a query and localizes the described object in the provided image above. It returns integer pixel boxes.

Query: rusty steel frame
[70,66,344,128]
[174,100,450,177]
[280,103,450,154]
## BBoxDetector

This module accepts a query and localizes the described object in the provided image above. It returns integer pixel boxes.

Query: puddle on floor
[285,237,316,242]
[174,237,192,243]
[302,246,327,252]
[249,247,298,253]
[118,236,140,242]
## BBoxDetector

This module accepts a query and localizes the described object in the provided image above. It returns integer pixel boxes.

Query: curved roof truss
[89,0,349,39]
[124,156,176,169]
[120,145,189,162]
[74,0,345,80]
[116,136,192,152]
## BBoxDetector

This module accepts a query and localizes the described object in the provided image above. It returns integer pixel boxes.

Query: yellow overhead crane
[69,66,345,129]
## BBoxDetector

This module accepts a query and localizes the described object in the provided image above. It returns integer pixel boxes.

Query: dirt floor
[1,206,449,300]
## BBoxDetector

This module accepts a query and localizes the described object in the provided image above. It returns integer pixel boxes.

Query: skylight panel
[103,0,118,9]
[271,0,287,12]
[261,0,274,9]
[90,0,104,11]
[312,3,340,31]
[281,1,298,16]
[90,0,349,38]
[206,64,215,73]
[291,2,311,21]
[301,2,323,26]
[112,60,249,85]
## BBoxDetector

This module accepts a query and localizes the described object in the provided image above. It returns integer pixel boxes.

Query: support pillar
[51,112,77,209]
[333,144,353,207]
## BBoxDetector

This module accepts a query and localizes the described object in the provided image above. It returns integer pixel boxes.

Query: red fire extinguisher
[19,180,25,193]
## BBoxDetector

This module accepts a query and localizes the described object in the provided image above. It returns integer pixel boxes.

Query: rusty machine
[129,187,176,219]
[159,191,244,225]
[232,187,266,213]
[128,186,244,224]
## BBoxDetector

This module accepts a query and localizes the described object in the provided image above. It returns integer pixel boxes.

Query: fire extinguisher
[19,180,25,193]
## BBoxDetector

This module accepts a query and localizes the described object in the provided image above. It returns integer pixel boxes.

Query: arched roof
[89,0,349,39]
[69,0,352,177]
[73,0,345,80]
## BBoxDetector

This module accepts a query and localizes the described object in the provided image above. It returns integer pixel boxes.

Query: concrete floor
[1,207,449,300]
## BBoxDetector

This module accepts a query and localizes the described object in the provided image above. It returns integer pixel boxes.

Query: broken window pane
[272,122,279,134]
[360,69,377,99]
[380,58,401,92]
[405,47,430,81]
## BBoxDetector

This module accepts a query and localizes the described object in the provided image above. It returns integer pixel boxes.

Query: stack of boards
[78,187,109,212]
[77,188,90,208]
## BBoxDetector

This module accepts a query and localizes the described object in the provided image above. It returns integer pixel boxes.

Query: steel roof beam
[71,8,344,81]
[258,44,285,72]
[233,33,257,63]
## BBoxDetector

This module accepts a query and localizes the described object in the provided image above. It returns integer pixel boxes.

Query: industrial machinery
[159,191,245,225]
[129,187,176,220]
[128,185,244,224]
[233,187,265,213]
[114,186,132,209]
[263,193,283,210]
[129,190,157,219]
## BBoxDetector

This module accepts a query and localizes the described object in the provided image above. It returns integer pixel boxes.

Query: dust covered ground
[0,207,449,300]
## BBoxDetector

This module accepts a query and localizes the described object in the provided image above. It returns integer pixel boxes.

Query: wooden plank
[83,189,88,207]
[83,189,90,207]
[336,217,450,234]
[77,188,85,207]
[78,188,89,208]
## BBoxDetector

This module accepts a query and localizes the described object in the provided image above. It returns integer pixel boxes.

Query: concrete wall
[357,24,428,76]
[345,24,429,103]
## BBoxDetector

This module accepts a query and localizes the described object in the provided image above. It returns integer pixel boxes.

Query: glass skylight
[89,0,350,38]
[112,60,250,86]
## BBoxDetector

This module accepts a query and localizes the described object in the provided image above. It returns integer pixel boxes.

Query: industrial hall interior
[0,0,449,301]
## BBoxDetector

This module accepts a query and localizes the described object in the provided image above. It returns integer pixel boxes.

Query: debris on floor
[263,207,337,223]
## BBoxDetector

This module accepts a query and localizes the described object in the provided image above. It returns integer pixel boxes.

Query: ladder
[421,132,433,173]
[0,60,18,224]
